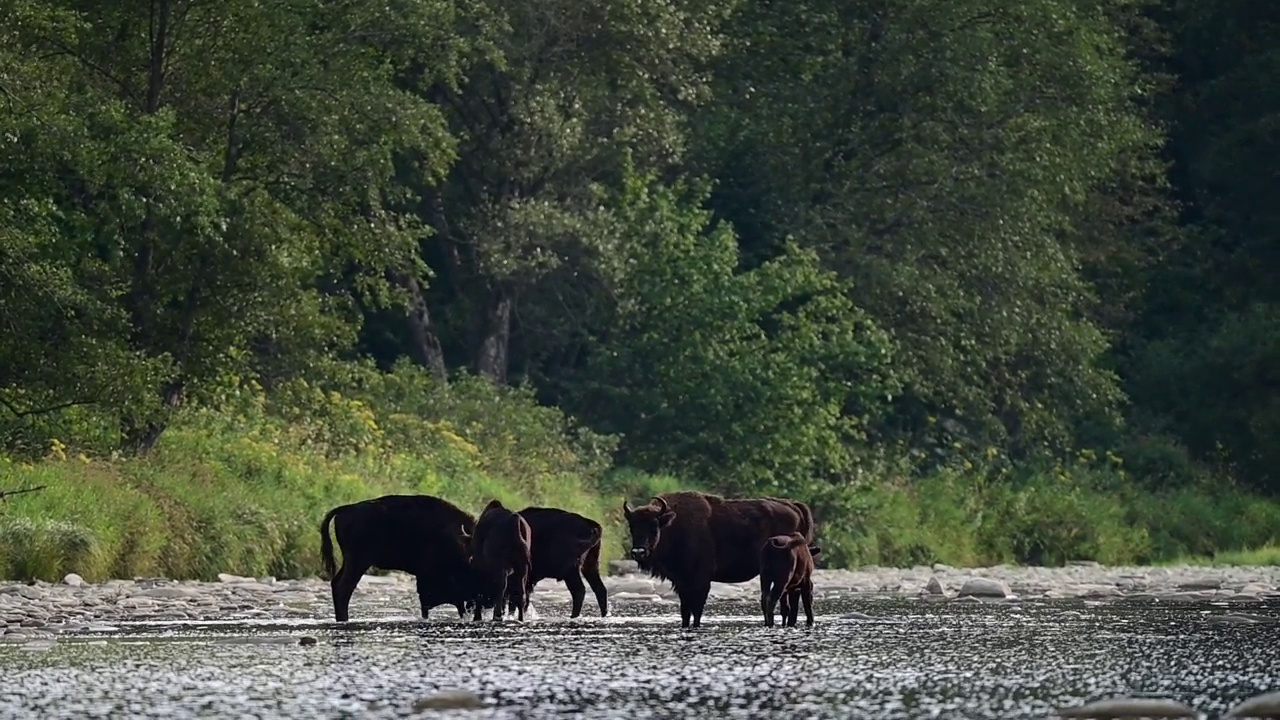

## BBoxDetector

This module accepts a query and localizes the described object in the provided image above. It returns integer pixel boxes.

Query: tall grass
[2,363,1277,579]
[811,464,1280,568]
[0,366,624,582]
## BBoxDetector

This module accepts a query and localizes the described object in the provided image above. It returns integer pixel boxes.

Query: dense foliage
[2,0,1277,570]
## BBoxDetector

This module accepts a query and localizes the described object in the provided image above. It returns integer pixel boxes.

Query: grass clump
[1163,545,1280,567]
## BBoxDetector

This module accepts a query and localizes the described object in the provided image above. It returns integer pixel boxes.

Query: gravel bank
[2,563,1278,639]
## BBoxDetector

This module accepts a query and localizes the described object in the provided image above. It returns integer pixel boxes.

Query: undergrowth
[1,362,1277,580]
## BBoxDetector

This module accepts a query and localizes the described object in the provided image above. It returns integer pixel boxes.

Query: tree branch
[0,396,98,418]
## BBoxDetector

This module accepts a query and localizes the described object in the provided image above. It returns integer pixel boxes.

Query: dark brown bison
[505,506,609,618]
[462,499,534,622]
[319,494,477,622]
[622,490,815,628]
[759,532,819,627]
[767,497,817,544]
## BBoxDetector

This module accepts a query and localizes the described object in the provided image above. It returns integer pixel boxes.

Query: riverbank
[3,563,1278,637]
[2,379,1278,581]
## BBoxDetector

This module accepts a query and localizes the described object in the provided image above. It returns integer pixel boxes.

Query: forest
[1,0,1278,580]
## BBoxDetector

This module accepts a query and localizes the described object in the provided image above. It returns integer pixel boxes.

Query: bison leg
[801,579,815,628]
[492,573,508,622]
[511,574,529,623]
[507,577,534,616]
[760,576,776,627]
[564,572,587,619]
[675,583,692,628]
[331,559,369,623]
[783,588,799,627]
[773,585,790,628]
[414,576,438,620]
[687,580,711,629]
[581,544,609,617]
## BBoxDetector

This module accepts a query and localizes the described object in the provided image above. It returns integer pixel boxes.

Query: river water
[1,596,1276,719]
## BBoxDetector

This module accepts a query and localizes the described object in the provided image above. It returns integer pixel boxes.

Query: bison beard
[507,507,609,618]
[759,532,819,627]
[319,494,477,622]
[622,491,814,629]
[464,499,534,622]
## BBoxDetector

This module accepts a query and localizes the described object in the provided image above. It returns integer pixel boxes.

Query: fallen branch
[0,485,47,501]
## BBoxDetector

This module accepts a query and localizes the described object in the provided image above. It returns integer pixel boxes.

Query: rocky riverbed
[3,562,1279,636]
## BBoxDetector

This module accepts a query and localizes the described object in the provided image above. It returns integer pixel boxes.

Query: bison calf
[464,499,534,622]
[759,532,819,627]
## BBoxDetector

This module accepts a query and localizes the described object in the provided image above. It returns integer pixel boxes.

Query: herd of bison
[319,490,822,629]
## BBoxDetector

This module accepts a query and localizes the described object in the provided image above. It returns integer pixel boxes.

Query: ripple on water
[0,598,1277,719]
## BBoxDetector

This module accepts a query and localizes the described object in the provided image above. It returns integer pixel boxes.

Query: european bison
[463,499,534,622]
[505,507,609,618]
[759,532,819,627]
[623,490,815,628]
[767,497,817,544]
[319,494,476,622]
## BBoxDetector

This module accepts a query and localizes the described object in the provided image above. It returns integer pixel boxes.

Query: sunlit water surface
[1,598,1276,719]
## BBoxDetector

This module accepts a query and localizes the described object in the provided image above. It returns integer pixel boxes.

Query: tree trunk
[388,269,448,382]
[121,381,184,454]
[475,291,513,385]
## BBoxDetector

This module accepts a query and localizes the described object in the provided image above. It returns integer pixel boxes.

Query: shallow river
[1,596,1276,719]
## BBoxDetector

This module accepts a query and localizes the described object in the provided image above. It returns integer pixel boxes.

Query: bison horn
[622,500,633,518]
[651,496,668,512]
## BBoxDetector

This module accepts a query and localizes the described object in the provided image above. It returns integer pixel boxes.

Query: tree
[571,169,899,496]
[368,0,735,387]
[690,0,1167,462]
[1119,0,1280,492]
[0,0,469,452]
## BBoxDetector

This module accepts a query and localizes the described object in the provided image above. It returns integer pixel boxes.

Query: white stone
[957,578,1010,598]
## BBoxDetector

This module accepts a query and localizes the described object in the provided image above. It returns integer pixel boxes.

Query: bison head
[459,524,476,564]
[622,496,676,564]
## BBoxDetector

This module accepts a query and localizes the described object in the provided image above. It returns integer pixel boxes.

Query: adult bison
[767,497,817,545]
[319,494,477,622]
[506,506,609,618]
[463,499,534,622]
[622,491,815,628]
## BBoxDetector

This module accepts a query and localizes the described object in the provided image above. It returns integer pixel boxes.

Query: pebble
[412,690,485,711]
[0,565,1271,631]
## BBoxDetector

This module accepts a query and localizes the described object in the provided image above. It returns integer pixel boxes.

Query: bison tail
[515,516,533,567]
[319,507,341,579]
[795,501,816,543]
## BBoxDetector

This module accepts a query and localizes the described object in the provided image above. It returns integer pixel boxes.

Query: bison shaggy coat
[623,490,814,628]
[464,499,534,622]
[319,494,476,622]
[509,507,609,618]
[759,532,819,627]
